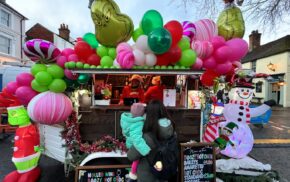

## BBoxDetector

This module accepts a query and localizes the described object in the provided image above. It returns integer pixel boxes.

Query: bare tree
[180,0,290,29]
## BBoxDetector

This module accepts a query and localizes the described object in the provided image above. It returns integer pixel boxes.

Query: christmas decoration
[3,105,41,182]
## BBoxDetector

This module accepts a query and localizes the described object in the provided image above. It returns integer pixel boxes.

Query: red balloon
[164,20,183,46]
[200,69,219,86]
[74,41,94,61]
[87,54,101,66]
[157,46,182,66]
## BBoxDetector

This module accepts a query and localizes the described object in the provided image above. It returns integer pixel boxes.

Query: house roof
[0,1,28,20]
[242,35,290,63]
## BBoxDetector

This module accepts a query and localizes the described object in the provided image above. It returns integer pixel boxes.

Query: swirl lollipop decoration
[182,21,196,42]
[116,43,135,69]
[23,39,61,64]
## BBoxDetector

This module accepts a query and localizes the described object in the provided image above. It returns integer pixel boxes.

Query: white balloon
[113,59,120,67]
[133,48,146,66]
[145,53,157,66]
[136,35,152,54]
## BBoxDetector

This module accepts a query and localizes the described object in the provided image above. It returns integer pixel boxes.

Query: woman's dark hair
[143,100,175,139]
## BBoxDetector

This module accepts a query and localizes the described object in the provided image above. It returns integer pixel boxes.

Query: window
[255,81,262,93]
[1,9,10,27]
[0,35,11,54]
[252,61,256,72]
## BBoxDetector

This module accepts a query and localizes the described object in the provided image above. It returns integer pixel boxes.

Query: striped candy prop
[28,91,73,125]
[182,21,196,42]
[23,39,61,64]
[194,19,218,41]
[116,43,135,69]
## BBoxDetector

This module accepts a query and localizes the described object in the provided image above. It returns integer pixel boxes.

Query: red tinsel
[62,111,127,154]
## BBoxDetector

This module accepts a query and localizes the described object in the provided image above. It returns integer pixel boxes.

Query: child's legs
[131,160,140,174]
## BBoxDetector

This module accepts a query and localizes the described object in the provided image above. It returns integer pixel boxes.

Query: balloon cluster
[6,73,38,106]
[31,64,66,93]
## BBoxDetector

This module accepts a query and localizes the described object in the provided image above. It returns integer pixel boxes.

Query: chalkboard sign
[75,165,131,182]
[180,142,216,182]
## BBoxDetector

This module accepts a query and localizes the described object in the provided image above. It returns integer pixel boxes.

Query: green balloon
[97,65,102,69]
[49,79,67,93]
[174,65,180,69]
[47,64,64,79]
[83,33,99,48]
[31,64,47,76]
[97,46,108,57]
[68,62,76,69]
[76,62,84,69]
[31,79,49,92]
[141,10,163,35]
[64,78,79,89]
[155,65,161,69]
[108,48,117,59]
[64,62,70,69]
[77,74,90,84]
[132,28,144,42]
[100,56,113,67]
[90,65,97,68]
[178,50,197,67]
[161,66,167,69]
[84,64,91,69]
[167,65,173,69]
[178,37,190,51]
[148,28,172,54]
[35,71,53,86]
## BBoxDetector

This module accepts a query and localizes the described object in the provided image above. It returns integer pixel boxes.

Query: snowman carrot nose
[243,92,249,95]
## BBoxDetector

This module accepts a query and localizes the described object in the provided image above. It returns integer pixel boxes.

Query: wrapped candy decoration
[182,21,196,42]
[27,91,73,125]
[23,39,61,63]
[217,4,245,40]
[116,43,135,69]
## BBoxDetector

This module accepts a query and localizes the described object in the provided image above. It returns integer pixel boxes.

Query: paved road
[250,107,290,181]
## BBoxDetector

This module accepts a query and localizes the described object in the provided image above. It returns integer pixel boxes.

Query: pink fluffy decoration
[116,43,135,69]
[27,91,73,125]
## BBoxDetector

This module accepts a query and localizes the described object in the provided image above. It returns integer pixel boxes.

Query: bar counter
[79,105,201,143]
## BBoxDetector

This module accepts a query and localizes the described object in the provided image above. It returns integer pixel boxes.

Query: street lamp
[267,62,276,72]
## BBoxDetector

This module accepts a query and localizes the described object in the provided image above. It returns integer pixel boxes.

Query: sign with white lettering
[180,143,216,182]
[75,165,131,182]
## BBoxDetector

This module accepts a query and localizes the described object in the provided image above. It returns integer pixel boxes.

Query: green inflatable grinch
[3,104,41,182]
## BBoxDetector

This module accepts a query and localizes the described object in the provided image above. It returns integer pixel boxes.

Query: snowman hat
[224,122,239,133]
[231,69,255,89]
[211,96,224,107]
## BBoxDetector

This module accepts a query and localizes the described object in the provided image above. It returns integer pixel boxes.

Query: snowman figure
[223,78,270,124]
[220,71,274,158]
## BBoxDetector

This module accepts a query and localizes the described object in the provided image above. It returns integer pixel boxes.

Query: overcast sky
[7,0,290,45]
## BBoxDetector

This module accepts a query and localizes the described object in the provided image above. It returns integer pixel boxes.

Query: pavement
[1,106,290,182]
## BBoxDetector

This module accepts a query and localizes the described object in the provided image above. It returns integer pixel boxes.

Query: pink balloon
[68,54,79,62]
[6,81,19,95]
[191,57,203,70]
[215,61,232,75]
[16,73,34,87]
[64,69,78,80]
[57,56,67,68]
[203,56,217,70]
[61,48,75,58]
[192,40,213,59]
[211,36,226,50]
[226,38,249,61]
[15,86,38,106]
[27,91,73,125]
[214,46,232,63]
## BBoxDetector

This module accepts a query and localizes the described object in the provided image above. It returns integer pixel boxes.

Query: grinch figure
[214,122,238,150]
[3,105,41,182]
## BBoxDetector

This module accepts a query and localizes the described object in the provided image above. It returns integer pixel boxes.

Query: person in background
[144,76,165,103]
[127,100,178,182]
[120,103,150,182]
[119,75,145,104]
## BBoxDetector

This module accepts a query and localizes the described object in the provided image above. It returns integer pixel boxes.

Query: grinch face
[229,87,254,102]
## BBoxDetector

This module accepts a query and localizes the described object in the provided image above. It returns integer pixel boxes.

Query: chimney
[58,23,70,41]
[0,0,6,3]
[249,30,261,51]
